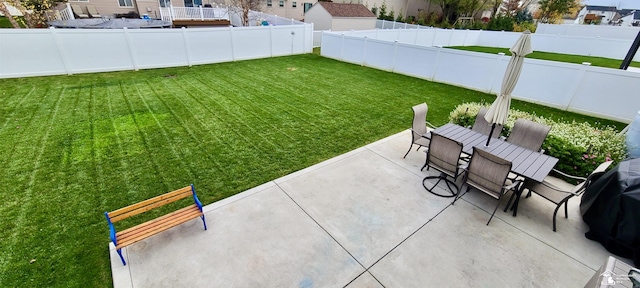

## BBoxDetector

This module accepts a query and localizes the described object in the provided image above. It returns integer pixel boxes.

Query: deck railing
[49,3,75,21]
[159,6,229,22]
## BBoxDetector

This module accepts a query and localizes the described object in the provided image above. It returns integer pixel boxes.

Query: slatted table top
[432,123,558,182]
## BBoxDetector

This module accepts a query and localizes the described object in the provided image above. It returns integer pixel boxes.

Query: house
[575,5,619,25]
[331,0,434,22]
[304,2,375,31]
[262,0,315,21]
[54,0,227,20]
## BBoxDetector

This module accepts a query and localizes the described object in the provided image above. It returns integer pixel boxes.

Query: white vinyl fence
[536,23,640,40]
[337,28,640,61]
[0,24,313,79]
[321,31,640,122]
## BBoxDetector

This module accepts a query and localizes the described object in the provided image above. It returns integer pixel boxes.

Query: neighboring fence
[321,31,640,122]
[0,24,314,79]
[159,6,230,22]
[336,28,640,61]
[376,19,432,30]
[536,23,640,40]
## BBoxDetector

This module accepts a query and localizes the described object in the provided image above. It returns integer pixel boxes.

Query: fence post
[381,19,385,29]
[269,25,274,57]
[430,46,442,81]
[447,28,453,46]
[362,36,368,66]
[565,62,591,111]
[414,27,419,44]
[199,5,204,20]
[49,27,73,75]
[122,27,139,71]
[431,28,437,46]
[170,5,175,21]
[392,21,396,29]
[391,40,398,72]
[229,26,235,61]
[181,27,193,67]
[340,33,345,61]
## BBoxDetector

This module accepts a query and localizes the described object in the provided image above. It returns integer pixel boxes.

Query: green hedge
[449,103,627,177]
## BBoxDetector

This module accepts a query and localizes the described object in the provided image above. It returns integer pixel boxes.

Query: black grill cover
[581,158,640,267]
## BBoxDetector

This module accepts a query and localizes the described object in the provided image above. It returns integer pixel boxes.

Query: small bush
[514,21,537,32]
[486,15,514,31]
[449,102,627,177]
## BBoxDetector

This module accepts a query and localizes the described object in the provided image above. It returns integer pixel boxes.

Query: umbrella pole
[486,124,496,146]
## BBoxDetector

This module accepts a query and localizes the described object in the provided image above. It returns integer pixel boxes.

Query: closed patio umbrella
[484,30,533,146]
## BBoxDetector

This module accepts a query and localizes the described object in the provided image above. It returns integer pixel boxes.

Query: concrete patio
[110,129,626,287]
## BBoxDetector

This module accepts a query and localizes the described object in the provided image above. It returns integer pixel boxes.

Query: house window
[267,0,272,6]
[118,0,134,7]
[303,2,312,13]
[279,0,284,7]
[292,1,297,7]
[159,0,171,7]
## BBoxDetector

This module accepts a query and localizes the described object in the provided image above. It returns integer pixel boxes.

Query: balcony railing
[159,6,230,22]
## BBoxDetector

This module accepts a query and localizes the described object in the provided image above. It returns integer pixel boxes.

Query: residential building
[332,0,434,21]
[262,0,313,21]
[304,2,375,31]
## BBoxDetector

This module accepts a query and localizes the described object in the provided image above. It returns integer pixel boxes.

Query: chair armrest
[504,180,521,191]
[551,169,587,182]
[411,128,431,139]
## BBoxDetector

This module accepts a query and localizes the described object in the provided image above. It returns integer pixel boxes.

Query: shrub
[514,21,537,32]
[486,15,514,31]
[448,102,627,178]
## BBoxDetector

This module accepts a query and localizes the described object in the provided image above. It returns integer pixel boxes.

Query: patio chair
[521,161,612,232]
[403,103,436,158]
[421,132,465,197]
[453,147,520,225]
[87,5,101,18]
[71,4,89,18]
[472,107,502,138]
[506,119,551,152]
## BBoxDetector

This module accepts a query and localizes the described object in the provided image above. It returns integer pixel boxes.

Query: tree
[0,2,21,28]
[434,0,461,24]
[536,0,579,24]
[1,0,65,28]
[228,0,264,26]
[500,0,533,18]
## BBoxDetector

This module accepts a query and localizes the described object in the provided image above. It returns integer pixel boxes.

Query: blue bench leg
[201,215,207,230]
[117,248,126,266]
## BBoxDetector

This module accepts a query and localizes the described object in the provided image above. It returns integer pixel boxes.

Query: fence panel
[57,29,134,72]
[393,44,439,79]
[0,29,67,78]
[362,39,396,71]
[571,68,640,120]
[537,23,640,39]
[433,49,500,92]
[184,28,234,64]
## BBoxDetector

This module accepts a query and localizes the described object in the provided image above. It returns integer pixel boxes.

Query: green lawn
[0,53,625,287]
[0,16,26,28]
[448,46,640,69]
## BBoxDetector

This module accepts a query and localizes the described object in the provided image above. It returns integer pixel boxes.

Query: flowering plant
[449,102,627,178]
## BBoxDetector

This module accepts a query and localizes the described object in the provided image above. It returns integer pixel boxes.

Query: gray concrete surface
[110,130,627,288]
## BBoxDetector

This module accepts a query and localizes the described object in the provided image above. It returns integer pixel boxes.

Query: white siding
[331,17,376,31]
[304,4,332,30]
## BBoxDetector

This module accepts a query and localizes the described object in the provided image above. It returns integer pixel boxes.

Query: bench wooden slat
[116,205,203,249]
[108,186,193,222]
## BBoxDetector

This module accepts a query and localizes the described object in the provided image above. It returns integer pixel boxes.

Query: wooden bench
[104,184,207,266]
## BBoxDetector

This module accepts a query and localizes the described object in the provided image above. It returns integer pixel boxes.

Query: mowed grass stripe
[131,81,197,183]
[183,75,300,146]
[0,85,66,279]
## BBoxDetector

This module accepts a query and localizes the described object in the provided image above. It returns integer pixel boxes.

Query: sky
[581,0,640,9]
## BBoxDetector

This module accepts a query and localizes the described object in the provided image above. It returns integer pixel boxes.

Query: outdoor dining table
[431,123,559,215]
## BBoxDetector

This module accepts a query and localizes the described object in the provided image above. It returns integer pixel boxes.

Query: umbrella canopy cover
[484,30,532,126]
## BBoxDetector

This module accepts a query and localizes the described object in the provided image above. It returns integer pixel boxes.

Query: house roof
[316,2,376,18]
[585,5,618,12]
